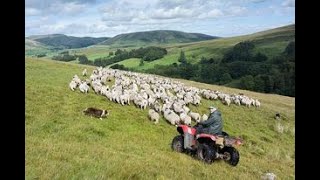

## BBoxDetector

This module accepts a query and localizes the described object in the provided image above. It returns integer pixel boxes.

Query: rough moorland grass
[26,57,295,179]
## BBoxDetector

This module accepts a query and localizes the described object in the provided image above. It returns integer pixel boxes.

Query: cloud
[198,9,223,19]
[151,6,195,19]
[49,2,87,15]
[282,0,295,7]
[26,0,295,37]
[229,6,248,16]
[157,0,190,9]
[25,0,94,16]
[25,8,41,16]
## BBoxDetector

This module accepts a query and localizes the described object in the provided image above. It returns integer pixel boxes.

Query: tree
[253,52,268,62]
[284,41,295,58]
[220,73,232,84]
[222,41,255,63]
[240,75,255,90]
[139,59,144,66]
[109,51,114,56]
[253,75,265,92]
[115,49,122,56]
[178,50,187,64]
[78,55,89,64]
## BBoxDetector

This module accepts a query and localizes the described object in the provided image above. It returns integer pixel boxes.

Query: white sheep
[82,68,87,76]
[255,99,261,107]
[153,101,162,113]
[163,109,180,125]
[69,80,77,91]
[261,172,276,180]
[234,98,241,106]
[179,111,192,125]
[189,111,201,122]
[148,109,160,124]
[79,82,89,93]
[202,114,208,121]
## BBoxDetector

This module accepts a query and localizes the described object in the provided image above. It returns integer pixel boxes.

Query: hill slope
[27,34,109,49]
[25,38,57,56]
[110,24,294,69]
[26,58,295,179]
[100,30,219,47]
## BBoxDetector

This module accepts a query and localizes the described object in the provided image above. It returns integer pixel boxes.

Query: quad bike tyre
[171,135,184,152]
[222,131,229,137]
[221,146,240,166]
[197,143,216,164]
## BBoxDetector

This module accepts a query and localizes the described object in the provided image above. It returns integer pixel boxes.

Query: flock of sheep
[69,67,261,126]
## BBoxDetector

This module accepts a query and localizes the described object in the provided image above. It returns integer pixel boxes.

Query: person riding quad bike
[195,106,223,135]
[171,105,241,166]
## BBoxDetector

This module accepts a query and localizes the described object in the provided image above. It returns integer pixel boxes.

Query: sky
[25,0,295,38]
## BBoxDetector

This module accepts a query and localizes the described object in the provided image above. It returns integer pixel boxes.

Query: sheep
[69,80,77,91]
[202,114,208,121]
[82,68,87,76]
[189,111,201,122]
[163,109,180,125]
[255,99,261,107]
[179,111,192,125]
[182,105,190,114]
[153,101,162,113]
[222,96,231,106]
[70,67,264,130]
[261,172,276,180]
[234,98,241,106]
[79,81,89,93]
[120,93,130,106]
[72,75,81,85]
[148,109,160,124]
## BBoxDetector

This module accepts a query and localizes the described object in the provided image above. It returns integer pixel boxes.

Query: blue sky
[25,0,295,38]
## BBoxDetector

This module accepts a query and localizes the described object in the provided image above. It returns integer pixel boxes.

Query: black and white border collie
[83,107,109,120]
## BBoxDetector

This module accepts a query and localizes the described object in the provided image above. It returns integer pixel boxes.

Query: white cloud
[26,0,91,17]
[25,0,295,37]
[198,9,223,19]
[282,0,295,7]
[25,8,41,16]
[229,6,248,16]
[151,6,195,19]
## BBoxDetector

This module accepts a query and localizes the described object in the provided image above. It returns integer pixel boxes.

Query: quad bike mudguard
[177,125,196,149]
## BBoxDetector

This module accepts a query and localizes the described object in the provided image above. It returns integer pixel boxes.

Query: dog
[83,107,109,120]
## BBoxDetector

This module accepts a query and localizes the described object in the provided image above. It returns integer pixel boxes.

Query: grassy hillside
[27,34,109,49]
[110,24,294,69]
[56,24,294,65]
[25,39,56,56]
[100,30,218,47]
[26,58,295,179]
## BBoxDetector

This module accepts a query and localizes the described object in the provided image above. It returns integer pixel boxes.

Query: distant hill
[27,34,109,49]
[25,38,50,50]
[99,30,219,47]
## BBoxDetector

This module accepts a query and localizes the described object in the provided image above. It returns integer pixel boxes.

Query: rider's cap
[209,106,217,110]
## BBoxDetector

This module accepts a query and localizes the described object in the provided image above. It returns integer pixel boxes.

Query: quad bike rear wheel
[197,143,216,164]
[171,135,184,152]
[221,146,240,166]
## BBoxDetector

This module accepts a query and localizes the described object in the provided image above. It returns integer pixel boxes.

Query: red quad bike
[171,124,243,166]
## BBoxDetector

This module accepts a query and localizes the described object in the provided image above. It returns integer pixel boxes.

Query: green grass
[26,57,294,179]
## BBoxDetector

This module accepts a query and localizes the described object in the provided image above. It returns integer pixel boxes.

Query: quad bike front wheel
[197,143,216,164]
[221,146,240,166]
[171,135,184,153]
